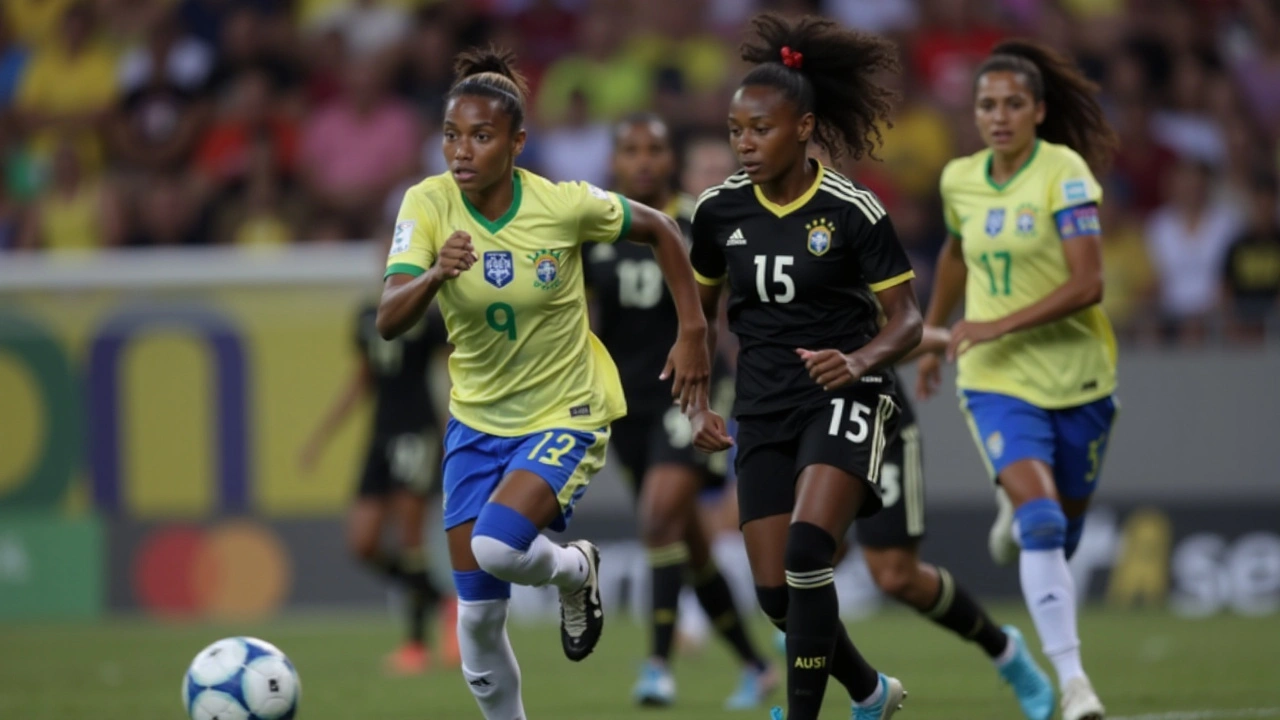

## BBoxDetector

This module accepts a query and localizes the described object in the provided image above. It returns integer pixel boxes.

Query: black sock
[366,548,441,645]
[690,561,765,670]
[923,566,1009,659]
[829,624,881,702]
[363,548,400,579]
[648,543,688,662]
[404,548,443,645]
[764,595,879,705]
[785,522,841,720]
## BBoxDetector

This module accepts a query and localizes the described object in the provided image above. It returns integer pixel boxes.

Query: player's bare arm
[688,281,733,454]
[626,199,711,412]
[798,282,922,391]
[947,232,1103,360]
[299,357,373,473]
[917,234,966,399]
[898,324,951,365]
[376,230,475,339]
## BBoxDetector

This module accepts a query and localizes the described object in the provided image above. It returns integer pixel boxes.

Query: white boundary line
[1113,709,1280,720]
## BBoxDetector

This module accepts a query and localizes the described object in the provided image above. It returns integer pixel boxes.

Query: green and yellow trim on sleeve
[694,269,725,287]
[613,192,633,242]
[868,270,915,293]
[385,263,427,279]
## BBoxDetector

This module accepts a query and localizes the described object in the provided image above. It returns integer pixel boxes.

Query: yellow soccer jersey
[940,140,1117,409]
[385,169,631,436]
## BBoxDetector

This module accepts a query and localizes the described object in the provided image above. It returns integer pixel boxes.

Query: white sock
[471,534,587,591]
[854,676,885,707]
[528,535,589,591]
[458,599,526,720]
[1020,548,1085,689]
[993,635,1018,667]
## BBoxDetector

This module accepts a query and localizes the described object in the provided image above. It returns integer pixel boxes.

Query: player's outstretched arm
[688,281,733,454]
[696,281,722,372]
[923,235,967,330]
[917,235,966,399]
[626,199,710,412]
[376,230,475,340]
[299,359,372,473]
[946,233,1103,361]
[898,325,951,365]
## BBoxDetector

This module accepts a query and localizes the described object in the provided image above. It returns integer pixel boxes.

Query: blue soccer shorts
[440,418,611,532]
[960,390,1118,500]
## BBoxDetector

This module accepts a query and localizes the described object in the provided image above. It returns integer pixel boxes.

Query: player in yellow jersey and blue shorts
[376,47,711,720]
[917,40,1121,720]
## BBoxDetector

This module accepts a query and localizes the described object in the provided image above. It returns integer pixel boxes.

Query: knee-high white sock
[458,599,525,720]
[472,534,587,591]
[1020,548,1085,689]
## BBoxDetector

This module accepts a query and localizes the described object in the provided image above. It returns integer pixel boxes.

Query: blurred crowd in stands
[2,0,1278,345]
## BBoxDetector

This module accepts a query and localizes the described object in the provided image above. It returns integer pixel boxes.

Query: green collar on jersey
[985,138,1041,191]
[461,171,523,233]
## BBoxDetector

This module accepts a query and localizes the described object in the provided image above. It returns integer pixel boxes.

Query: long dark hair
[739,13,899,162]
[975,39,1118,173]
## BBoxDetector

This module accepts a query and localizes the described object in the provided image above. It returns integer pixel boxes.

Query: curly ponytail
[976,39,1118,173]
[739,13,899,162]
[449,45,530,129]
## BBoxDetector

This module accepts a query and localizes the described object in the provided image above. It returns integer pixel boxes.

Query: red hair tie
[780,46,803,69]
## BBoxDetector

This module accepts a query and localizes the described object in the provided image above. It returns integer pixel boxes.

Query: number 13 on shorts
[527,431,578,466]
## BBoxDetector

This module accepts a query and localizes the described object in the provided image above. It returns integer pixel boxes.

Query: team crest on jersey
[1015,204,1038,237]
[985,208,1006,237]
[484,251,514,288]
[528,249,565,290]
[805,218,835,256]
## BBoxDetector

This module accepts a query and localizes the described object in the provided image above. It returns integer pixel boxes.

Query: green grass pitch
[2,605,1278,719]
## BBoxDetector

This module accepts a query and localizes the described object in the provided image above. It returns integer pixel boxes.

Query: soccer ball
[183,637,300,720]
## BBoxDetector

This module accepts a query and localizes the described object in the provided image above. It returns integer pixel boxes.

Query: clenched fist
[431,230,478,280]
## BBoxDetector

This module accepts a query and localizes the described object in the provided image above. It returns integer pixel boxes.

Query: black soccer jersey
[354,302,448,436]
[690,164,915,417]
[584,195,698,415]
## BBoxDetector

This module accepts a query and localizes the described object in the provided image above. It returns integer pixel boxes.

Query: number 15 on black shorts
[734,380,900,526]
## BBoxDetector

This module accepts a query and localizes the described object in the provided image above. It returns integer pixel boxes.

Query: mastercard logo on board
[133,520,290,621]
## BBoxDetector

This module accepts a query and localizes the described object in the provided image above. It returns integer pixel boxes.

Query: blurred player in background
[300,239,457,675]
[689,13,920,720]
[919,39,1121,720]
[585,113,776,710]
[673,132,751,656]
[378,47,710,720]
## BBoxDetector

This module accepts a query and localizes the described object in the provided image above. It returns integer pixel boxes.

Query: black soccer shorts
[357,429,442,499]
[611,406,729,497]
[853,422,926,548]
[734,378,901,527]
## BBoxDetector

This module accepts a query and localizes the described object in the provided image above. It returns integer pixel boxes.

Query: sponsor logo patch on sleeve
[390,221,415,255]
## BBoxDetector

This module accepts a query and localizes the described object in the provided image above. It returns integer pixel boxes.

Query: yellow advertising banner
[0,281,398,518]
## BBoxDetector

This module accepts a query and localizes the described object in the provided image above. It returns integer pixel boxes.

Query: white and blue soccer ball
[183,637,300,720]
